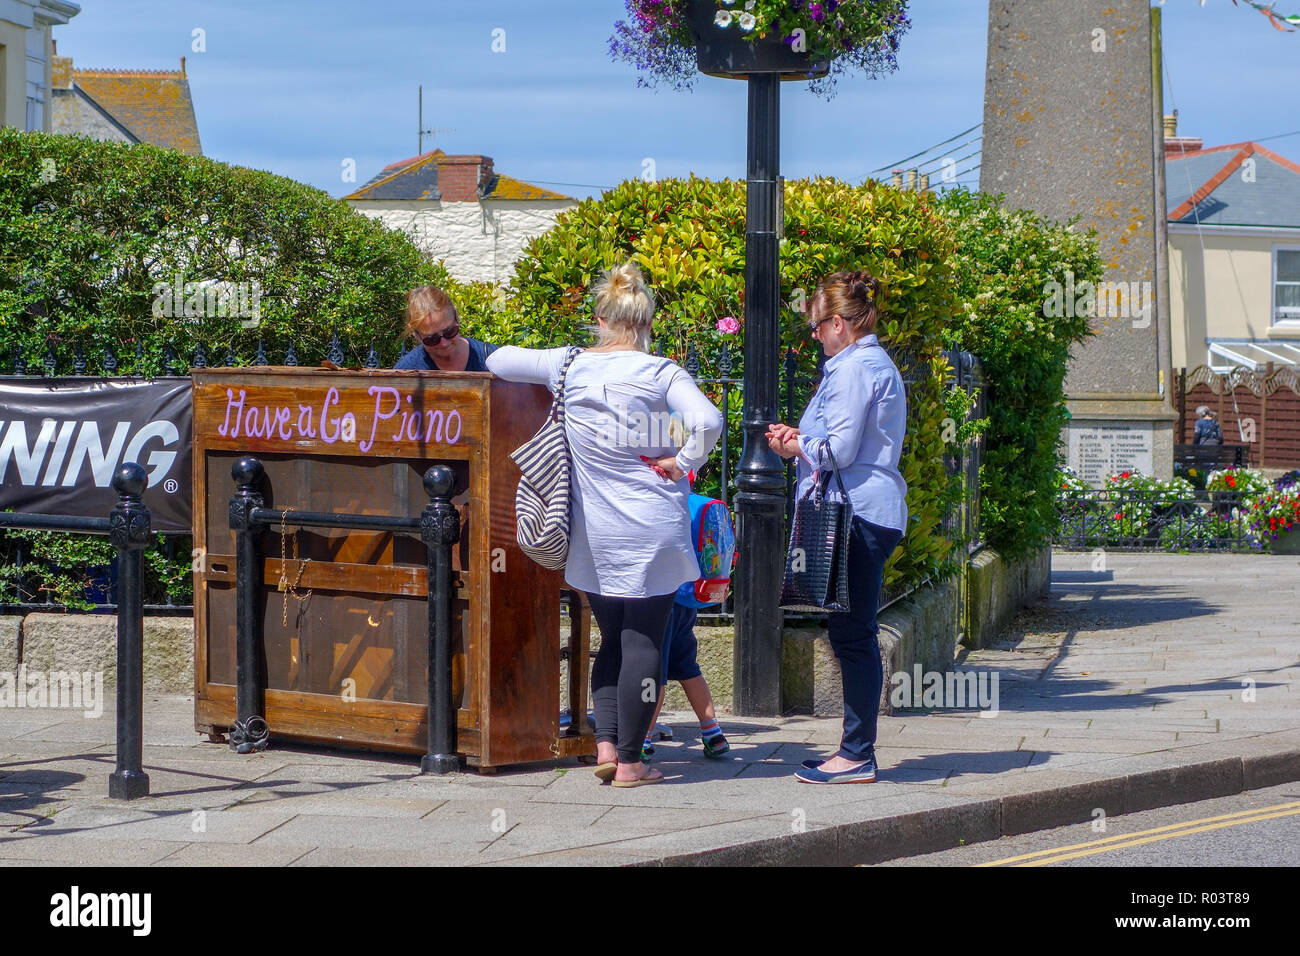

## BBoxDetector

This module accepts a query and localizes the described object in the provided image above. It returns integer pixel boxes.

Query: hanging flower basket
[683,0,831,80]
[609,0,911,98]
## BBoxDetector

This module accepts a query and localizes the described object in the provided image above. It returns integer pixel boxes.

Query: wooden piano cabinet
[190,367,595,769]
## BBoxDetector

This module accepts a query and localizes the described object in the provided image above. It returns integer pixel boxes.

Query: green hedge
[936,189,1101,560]
[476,180,1101,589]
[0,127,445,370]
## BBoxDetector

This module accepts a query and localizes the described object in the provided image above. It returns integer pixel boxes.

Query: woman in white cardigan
[487,263,723,786]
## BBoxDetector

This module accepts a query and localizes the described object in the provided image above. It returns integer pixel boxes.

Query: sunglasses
[419,323,460,347]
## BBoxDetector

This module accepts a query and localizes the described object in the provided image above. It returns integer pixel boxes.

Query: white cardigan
[487,346,724,598]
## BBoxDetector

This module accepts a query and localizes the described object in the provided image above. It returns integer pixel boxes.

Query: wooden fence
[1174,365,1300,468]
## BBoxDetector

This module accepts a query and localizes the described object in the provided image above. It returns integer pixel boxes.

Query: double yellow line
[978,800,1300,866]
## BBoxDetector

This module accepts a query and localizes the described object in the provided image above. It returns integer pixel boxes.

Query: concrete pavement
[2,551,1298,866]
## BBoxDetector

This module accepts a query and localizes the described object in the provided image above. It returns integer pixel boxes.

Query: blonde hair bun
[590,261,655,351]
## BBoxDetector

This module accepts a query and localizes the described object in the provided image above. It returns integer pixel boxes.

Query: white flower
[715,9,733,26]
[745,0,756,7]
[738,11,757,30]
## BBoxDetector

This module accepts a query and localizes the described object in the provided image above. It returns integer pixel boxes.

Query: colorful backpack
[675,494,737,609]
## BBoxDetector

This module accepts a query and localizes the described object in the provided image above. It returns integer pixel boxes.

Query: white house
[0,0,78,132]
[1166,115,1300,373]
[344,150,576,285]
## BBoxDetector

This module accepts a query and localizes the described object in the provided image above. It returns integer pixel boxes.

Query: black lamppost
[684,4,829,716]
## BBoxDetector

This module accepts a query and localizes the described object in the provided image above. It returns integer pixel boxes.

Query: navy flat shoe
[794,757,877,785]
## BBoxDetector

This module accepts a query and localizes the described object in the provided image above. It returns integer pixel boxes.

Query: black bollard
[419,465,460,774]
[229,456,269,754]
[108,463,151,800]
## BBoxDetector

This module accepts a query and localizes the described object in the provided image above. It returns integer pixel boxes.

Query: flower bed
[1205,466,1272,510]
[1247,489,1300,546]
[1054,469,1262,552]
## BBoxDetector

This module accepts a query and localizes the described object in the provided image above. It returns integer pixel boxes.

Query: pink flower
[716,316,741,334]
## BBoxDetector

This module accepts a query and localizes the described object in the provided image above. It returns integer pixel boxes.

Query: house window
[1276,247,1300,326]
[27,96,43,132]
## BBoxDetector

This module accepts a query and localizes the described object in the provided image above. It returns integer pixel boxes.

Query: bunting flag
[1232,0,1300,32]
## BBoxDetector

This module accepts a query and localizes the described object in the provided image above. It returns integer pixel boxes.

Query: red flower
[1227,475,1236,488]
[1121,471,1131,479]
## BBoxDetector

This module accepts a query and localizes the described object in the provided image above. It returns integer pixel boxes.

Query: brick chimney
[437,155,494,201]
[52,54,73,90]
[1164,110,1202,158]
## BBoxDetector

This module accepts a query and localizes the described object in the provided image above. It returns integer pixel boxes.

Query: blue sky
[54,1,1300,201]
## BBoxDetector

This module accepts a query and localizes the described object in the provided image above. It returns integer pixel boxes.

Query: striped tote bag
[510,347,582,570]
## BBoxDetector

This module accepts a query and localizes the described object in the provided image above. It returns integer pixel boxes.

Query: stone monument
[981,0,1177,483]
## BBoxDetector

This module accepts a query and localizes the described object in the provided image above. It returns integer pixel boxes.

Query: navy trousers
[828,516,903,762]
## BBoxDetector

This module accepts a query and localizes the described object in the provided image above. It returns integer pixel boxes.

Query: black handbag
[780,446,853,613]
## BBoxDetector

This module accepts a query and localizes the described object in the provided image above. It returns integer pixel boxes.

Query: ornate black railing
[1055,489,1259,552]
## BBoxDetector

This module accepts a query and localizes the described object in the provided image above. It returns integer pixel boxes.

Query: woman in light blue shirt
[767,271,908,785]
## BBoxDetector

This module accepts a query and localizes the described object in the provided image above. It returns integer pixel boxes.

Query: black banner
[0,377,193,533]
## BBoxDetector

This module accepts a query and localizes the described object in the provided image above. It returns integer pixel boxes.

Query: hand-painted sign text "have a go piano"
[215,385,464,453]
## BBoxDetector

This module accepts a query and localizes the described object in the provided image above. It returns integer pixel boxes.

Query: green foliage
[1157,512,1250,552]
[0,127,446,371]
[0,527,192,611]
[504,175,960,594]
[937,188,1101,560]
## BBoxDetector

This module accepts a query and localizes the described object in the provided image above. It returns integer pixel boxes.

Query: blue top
[394,336,496,371]
[795,334,909,533]
[1194,417,1222,445]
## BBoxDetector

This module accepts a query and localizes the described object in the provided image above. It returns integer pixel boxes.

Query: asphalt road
[875,781,1300,867]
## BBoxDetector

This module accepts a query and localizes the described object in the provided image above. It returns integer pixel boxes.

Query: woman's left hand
[641,455,686,482]
[765,424,801,460]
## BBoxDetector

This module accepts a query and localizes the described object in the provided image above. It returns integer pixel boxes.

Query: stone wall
[2,614,193,692]
[964,546,1053,650]
[658,547,1049,718]
[348,199,576,285]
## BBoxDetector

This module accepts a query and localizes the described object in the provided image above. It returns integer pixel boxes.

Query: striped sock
[699,718,722,740]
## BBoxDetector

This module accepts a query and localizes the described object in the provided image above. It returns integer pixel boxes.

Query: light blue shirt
[795,334,909,533]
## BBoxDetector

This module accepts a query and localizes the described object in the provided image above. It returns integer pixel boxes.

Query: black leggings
[585,591,676,764]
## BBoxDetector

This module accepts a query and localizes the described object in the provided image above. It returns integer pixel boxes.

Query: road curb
[640,748,1300,867]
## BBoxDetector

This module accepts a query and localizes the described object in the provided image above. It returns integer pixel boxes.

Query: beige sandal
[611,768,664,788]
[592,762,618,783]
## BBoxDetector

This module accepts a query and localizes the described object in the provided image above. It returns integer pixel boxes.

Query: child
[643,599,729,758]
[636,442,734,760]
